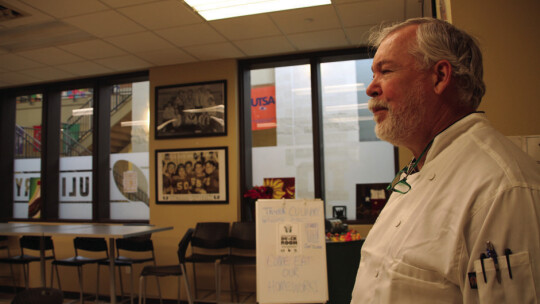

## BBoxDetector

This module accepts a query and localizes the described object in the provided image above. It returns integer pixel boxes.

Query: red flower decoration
[244,186,273,200]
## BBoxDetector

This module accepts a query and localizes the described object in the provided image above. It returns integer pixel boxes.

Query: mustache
[368,98,389,112]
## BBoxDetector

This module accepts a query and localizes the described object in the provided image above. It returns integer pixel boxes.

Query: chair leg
[22,263,29,289]
[50,263,62,290]
[117,266,126,303]
[129,266,134,304]
[181,264,193,304]
[191,263,198,300]
[138,275,145,304]
[215,260,220,303]
[231,264,239,302]
[96,264,101,303]
[77,266,84,304]
[177,276,181,304]
[8,263,17,293]
[152,260,163,304]
[229,264,234,303]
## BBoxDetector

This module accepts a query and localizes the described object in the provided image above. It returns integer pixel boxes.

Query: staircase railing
[15,86,133,158]
[14,125,41,159]
[62,86,133,154]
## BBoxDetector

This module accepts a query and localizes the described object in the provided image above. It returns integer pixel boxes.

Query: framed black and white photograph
[155,80,227,139]
[156,147,228,204]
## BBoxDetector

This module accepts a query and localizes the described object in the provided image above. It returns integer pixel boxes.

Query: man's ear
[432,60,452,95]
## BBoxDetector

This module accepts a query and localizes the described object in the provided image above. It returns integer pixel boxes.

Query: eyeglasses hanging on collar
[387,139,434,194]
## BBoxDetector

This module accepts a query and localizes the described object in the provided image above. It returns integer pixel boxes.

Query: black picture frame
[155,147,228,204]
[355,183,391,224]
[155,80,227,139]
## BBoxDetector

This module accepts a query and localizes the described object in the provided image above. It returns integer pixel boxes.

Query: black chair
[138,228,194,304]
[218,222,256,303]
[98,236,160,304]
[0,236,60,290]
[11,287,63,304]
[52,237,108,304]
[0,236,17,293]
[185,222,230,302]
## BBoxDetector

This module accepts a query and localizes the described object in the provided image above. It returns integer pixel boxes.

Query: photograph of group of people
[155,80,226,138]
[156,148,227,203]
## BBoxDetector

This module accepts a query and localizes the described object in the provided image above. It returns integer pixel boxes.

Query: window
[320,59,395,221]
[240,50,396,221]
[250,65,315,199]
[109,81,150,220]
[1,71,149,222]
[59,88,93,220]
[13,94,43,219]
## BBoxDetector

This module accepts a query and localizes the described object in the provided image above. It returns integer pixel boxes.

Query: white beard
[369,83,427,146]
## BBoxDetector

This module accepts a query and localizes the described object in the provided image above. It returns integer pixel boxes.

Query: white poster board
[256,199,328,303]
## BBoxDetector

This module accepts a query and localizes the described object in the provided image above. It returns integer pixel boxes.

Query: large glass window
[241,50,396,222]
[13,94,43,219]
[59,89,93,220]
[250,65,315,199]
[321,59,395,221]
[109,81,150,220]
[3,71,149,222]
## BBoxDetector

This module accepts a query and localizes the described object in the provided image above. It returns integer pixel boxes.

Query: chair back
[73,237,108,258]
[229,222,255,250]
[177,228,194,263]
[116,237,154,252]
[20,236,54,251]
[191,222,230,250]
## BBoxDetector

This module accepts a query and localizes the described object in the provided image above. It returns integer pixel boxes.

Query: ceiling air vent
[0,4,26,22]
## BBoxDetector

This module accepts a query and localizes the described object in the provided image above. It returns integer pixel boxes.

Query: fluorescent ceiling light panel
[184,0,331,21]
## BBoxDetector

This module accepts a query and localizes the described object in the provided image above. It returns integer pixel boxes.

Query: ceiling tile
[344,25,375,47]
[234,36,296,57]
[183,42,244,61]
[58,39,127,59]
[17,47,84,65]
[332,0,375,4]
[336,0,404,27]
[19,0,108,18]
[270,5,341,34]
[56,61,113,76]
[155,23,226,47]
[99,0,158,8]
[118,0,202,30]
[63,10,146,38]
[0,53,43,71]
[211,15,281,40]
[135,47,197,66]
[0,71,41,85]
[94,54,152,71]
[288,29,349,51]
[19,66,75,81]
[105,32,174,53]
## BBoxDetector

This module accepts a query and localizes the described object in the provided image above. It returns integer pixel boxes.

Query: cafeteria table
[0,223,173,304]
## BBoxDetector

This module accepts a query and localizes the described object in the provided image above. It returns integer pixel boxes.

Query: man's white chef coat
[351,113,540,303]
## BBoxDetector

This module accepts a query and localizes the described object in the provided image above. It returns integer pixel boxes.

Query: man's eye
[381,70,391,74]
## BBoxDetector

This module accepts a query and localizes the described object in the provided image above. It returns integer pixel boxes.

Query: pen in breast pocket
[486,241,501,283]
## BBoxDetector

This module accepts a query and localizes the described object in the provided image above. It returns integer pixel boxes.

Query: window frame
[0,71,149,223]
[238,48,398,221]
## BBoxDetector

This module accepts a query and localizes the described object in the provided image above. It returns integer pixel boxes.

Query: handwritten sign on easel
[256,199,328,303]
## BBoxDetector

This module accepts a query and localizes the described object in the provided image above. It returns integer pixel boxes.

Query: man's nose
[366,79,380,97]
